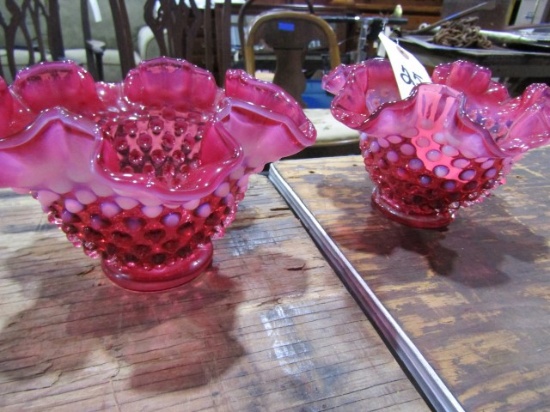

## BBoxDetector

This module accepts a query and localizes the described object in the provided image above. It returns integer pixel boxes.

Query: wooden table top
[0,175,428,411]
[270,148,550,412]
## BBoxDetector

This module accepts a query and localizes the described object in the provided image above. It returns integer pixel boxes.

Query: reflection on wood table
[270,147,550,412]
[0,175,428,411]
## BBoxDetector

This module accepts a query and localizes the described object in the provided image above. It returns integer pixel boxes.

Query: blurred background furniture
[141,0,215,77]
[0,0,65,82]
[243,9,341,106]
[81,0,219,82]
[59,0,144,82]
[398,34,550,93]
[400,0,550,95]
[77,0,107,80]
[42,0,228,84]
[65,0,141,82]
[442,0,549,30]
[0,0,445,85]
[239,0,361,157]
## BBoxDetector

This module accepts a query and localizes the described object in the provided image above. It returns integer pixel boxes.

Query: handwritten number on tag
[400,65,424,86]
[378,33,431,98]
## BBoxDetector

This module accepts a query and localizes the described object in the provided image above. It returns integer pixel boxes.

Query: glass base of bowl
[101,243,214,292]
[371,186,454,229]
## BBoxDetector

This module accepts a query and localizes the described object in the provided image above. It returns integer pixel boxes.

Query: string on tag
[88,0,102,23]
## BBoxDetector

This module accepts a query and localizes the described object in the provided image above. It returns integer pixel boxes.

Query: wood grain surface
[271,147,550,412]
[0,175,427,411]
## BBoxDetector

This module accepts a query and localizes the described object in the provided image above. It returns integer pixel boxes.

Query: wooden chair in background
[143,0,214,74]
[237,0,315,57]
[79,0,107,81]
[0,0,64,82]
[243,9,341,106]
[141,0,233,84]
[79,0,138,81]
[0,0,233,85]
[214,0,232,85]
[238,0,360,157]
[82,0,230,85]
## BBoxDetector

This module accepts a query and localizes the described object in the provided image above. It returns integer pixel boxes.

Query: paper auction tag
[88,0,102,23]
[378,33,431,98]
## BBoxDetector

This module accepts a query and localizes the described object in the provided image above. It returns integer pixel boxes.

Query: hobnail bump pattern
[0,58,315,291]
[323,59,550,228]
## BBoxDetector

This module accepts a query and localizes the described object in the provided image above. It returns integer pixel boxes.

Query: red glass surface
[0,58,315,291]
[323,59,550,228]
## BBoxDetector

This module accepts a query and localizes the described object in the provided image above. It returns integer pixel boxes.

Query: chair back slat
[77,0,230,85]
[214,0,232,85]
[144,0,209,66]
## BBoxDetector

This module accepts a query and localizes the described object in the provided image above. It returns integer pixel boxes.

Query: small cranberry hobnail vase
[323,59,550,229]
[0,58,315,291]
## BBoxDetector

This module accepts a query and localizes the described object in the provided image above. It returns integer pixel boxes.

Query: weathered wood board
[0,175,427,411]
[271,148,550,412]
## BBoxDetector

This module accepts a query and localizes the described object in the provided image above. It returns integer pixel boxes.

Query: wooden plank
[270,147,550,412]
[0,175,427,411]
